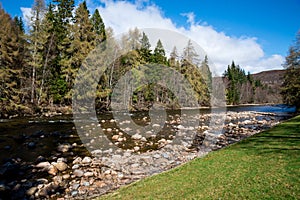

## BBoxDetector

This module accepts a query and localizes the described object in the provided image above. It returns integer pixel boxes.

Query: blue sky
[1,0,300,73]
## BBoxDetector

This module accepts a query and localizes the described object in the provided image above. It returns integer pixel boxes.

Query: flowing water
[0,105,296,165]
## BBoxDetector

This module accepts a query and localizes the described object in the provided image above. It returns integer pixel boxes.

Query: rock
[131,163,140,168]
[131,133,142,140]
[124,127,132,132]
[62,174,70,179]
[82,157,92,164]
[153,154,161,159]
[26,187,37,196]
[73,169,84,177]
[72,183,80,190]
[39,183,59,197]
[57,143,71,153]
[71,190,78,196]
[36,161,51,170]
[107,128,112,132]
[84,171,94,177]
[177,125,185,129]
[54,162,68,171]
[28,142,36,149]
[57,157,67,163]
[133,146,140,151]
[73,157,82,164]
[36,156,46,163]
[112,135,119,140]
[243,120,252,125]
[48,165,58,175]
[52,175,63,184]
[158,138,166,144]
[72,164,79,169]
[83,182,90,186]
[36,178,48,184]
[152,124,161,128]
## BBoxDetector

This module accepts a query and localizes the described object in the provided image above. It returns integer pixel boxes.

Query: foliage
[223,61,262,105]
[281,31,300,109]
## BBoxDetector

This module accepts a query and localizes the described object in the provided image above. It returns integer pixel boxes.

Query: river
[0,104,296,199]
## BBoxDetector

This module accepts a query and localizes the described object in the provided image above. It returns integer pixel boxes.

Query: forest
[0,0,299,118]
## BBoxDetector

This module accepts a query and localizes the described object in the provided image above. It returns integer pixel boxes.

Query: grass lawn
[99,115,300,199]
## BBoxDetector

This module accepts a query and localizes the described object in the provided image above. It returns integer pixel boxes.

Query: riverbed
[0,105,296,199]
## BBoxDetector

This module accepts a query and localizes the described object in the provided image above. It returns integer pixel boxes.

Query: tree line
[0,0,212,117]
[0,0,299,117]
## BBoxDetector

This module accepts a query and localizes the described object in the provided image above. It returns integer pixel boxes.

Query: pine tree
[50,0,75,103]
[281,31,300,109]
[139,32,151,62]
[91,9,106,44]
[152,39,166,64]
[0,6,27,113]
[61,1,96,103]
[200,55,212,92]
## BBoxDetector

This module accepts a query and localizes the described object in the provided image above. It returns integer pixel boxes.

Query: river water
[0,104,295,165]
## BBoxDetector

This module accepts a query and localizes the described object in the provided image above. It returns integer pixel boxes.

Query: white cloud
[20,7,32,27]
[92,0,284,75]
[21,0,285,75]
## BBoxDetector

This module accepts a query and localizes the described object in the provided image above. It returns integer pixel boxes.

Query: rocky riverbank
[0,111,289,199]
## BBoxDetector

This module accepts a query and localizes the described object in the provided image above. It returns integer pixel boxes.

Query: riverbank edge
[1,103,294,120]
[98,114,300,200]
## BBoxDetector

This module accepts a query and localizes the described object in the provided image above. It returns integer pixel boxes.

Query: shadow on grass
[234,116,300,155]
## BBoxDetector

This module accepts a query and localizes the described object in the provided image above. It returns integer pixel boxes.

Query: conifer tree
[152,39,167,64]
[281,31,300,109]
[61,1,96,102]
[0,6,26,111]
[200,55,212,91]
[139,32,152,62]
[91,9,106,44]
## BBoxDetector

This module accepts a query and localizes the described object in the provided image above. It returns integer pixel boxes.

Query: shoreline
[0,103,294,120]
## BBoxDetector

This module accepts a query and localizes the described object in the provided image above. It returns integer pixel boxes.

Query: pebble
[73,169,84,177]
[26,187,37,196]
[82,157,92,164]
[54,162,68,171]
[48,165,58,176]
[112,135,119,140]
[131,134,142,140]
[84,172,94,177]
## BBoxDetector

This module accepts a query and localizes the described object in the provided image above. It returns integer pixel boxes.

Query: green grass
[99,115,300,200]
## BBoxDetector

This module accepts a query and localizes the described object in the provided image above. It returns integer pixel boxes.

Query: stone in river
[26,187,37,196]
[54,162,68,171]
[57,143,72,152]
[132,134,142,140]
[36,161,51,169]
[27,142,36,149]
[112,135,119,140]
[82,156,92,164]
[73,169,84,177]
[133,146,140,151]
[84,171,94,177]
[47,165,58,175]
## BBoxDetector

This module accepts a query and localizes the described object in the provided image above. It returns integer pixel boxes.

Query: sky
[1,0,300,75]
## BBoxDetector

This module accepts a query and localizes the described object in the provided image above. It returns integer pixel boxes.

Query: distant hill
[252,69,285,104]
